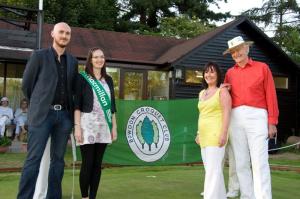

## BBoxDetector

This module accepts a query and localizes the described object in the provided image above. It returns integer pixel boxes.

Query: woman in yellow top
[195,62,231,199]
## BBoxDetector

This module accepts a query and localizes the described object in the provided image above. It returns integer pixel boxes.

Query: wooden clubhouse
[0,5,299,142]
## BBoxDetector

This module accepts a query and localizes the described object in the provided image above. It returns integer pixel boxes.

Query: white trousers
[33,137,51,199]
[0,116,10,136]
[225,142,239,194]
[201,146,226,199]
[229,106,271,199]
[14,116,27,135]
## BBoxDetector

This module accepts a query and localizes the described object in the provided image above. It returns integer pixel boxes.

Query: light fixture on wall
[168,71,173,78]
[175,68,183,79]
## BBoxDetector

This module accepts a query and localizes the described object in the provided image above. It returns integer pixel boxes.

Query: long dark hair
[202,61,222,89]
[85,47,107,79]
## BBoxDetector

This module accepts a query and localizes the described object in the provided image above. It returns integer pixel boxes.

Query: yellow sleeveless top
[197,88,222,147]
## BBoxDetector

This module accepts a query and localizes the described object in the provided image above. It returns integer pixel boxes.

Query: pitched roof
[40,24,186,64]
[155,19,238,64]
[0,21,185,64]
[0,18,246,65]
[157,16,299,68]
[0,17,298,68]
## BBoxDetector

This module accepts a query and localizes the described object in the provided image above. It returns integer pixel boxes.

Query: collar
[51,46,67,59]
[234,58,253,68]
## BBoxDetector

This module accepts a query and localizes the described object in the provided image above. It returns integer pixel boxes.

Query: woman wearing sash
[195,62,231,199]
[74,47,117,199]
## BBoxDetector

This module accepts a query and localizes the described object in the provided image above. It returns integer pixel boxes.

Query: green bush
[0,136,12,146]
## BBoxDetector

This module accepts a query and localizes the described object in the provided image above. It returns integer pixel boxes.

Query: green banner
[99,99,202,165]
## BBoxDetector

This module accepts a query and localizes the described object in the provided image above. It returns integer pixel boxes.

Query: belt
[50,104,65,111]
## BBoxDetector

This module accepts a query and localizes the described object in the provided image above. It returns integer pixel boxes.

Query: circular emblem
[88,135,95,143]
[126,106,171,162]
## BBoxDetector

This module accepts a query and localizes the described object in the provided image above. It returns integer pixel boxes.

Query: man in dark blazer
[17,22,78,199]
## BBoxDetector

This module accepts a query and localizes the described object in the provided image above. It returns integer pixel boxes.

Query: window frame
[184,68,203,85]
[273,75,290,91]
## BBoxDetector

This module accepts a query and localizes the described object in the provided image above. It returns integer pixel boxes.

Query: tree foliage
[243,0,300,62]
[42,0,119,30]
[0,0,36,8]
[1,0,227,38]
[119,0,229,32]
[76,0,119,30]
[280,26,300,62]
[1,0,119,30]
[243,0,300,28]
[141,15,214,39]
[119,0,175,29]
[43,0,84,25]
[0,0,37,21]
[174,0,230,22]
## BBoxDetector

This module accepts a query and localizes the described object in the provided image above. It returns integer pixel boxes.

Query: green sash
[80,71,112,132]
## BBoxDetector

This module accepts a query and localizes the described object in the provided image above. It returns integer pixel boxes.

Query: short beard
[54,39,68,48]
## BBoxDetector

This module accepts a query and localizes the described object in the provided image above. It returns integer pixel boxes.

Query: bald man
[18,22,78,199]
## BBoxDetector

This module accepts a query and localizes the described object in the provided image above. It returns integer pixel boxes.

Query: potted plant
[0,136,12,153]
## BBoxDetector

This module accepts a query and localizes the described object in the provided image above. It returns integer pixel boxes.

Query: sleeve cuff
[268,117,278,125]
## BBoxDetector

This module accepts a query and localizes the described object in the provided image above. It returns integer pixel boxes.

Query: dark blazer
[74,73,116,113]
[22,47,78,126]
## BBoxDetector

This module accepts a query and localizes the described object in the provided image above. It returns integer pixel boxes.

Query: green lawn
[0,147,299,198]
[0,146,299,169]
[0,146,74,169]
[269,152,300,167]
[0,166,299,199]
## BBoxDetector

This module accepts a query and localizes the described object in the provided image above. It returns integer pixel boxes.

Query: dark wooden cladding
[171,23,299,142]
[0,29,36,48]
[174,83,202,99]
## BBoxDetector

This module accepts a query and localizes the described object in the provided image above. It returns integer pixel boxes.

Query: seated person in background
[14,98,28,139]
[0,96,13,137]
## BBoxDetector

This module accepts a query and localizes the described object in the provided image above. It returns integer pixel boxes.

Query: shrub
[0,136,12,146]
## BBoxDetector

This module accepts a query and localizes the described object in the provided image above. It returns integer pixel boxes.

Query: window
[147,71,169,100]
[107,67,120,99]
[123,71,144,100]
[185,69,203,84]
[78,64,85,71]
[274,76,288,89]
[0,62,25,110]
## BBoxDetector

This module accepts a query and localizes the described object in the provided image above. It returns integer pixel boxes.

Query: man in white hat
[223,36,279,199]
[0,97,13,137]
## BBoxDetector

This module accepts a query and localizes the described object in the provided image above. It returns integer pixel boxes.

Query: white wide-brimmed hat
[223,36,253,55]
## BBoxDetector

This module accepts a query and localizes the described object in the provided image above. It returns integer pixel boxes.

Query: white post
[39,0,43,10]
[37,0,43,49]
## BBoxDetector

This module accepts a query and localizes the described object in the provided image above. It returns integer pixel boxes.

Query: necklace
[204,90,209,97]
[204,90,210,97]
[204,87,217,97]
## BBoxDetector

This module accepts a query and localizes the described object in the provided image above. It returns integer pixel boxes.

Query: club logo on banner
[126,106,171,162]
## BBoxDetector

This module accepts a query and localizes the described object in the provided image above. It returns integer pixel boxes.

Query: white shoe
[226,191,239,198]
[200,192,204,196]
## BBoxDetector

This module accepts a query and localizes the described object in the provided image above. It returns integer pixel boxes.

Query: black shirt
[51,47,69,108]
